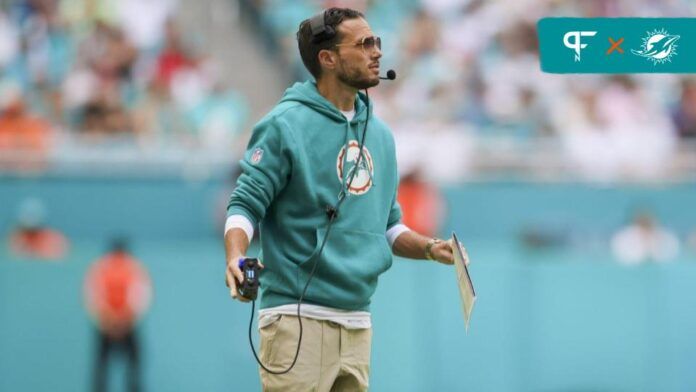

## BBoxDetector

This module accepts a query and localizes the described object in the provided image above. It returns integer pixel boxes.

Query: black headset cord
[247,89,372,374]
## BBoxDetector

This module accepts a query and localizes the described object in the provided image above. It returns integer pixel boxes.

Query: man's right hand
[226,256,264,302]
[226,256,250,303]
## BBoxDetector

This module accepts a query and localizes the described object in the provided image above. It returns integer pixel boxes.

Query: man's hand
[429,239,454,265]
[432,239,470,266]
[392,230,469,265]
[226,257,263,302]
[431,239,471,266]
[226,257,248,302]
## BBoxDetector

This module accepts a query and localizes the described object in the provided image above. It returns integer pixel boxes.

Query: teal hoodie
[227,81,402,311]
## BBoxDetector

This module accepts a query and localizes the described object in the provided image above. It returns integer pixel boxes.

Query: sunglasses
[334,36,382,53]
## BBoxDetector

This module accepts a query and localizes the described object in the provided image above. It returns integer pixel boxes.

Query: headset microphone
[379,69,397,80]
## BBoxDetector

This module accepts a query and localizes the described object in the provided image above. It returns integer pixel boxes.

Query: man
[9,198,68,260]
[224,8,455,391]
[84,239,152,392]
[0,84,52,171]
[611,211,680,264]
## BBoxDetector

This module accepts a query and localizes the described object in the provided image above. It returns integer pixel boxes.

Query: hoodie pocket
[297,227,393,310]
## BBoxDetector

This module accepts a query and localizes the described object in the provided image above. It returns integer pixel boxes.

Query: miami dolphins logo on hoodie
[337,140,374,195]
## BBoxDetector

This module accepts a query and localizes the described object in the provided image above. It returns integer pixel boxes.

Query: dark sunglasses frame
[334,36,382,53]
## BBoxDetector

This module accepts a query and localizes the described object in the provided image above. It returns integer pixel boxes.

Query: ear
[317,49,338,72]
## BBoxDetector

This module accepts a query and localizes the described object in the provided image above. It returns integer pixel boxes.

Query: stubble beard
[337,60,379,90]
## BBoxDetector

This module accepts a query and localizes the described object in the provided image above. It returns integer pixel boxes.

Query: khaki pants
[258,315,371,392]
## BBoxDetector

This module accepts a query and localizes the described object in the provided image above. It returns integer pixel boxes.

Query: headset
[309,8,338,44]
[243,9,396,375]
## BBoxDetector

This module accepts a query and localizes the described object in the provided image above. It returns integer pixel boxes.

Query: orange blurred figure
[397,169,445,238]
[10,227,68,259]
[84,239,152,392]
[9,198,68,260]
[0,85,52,170]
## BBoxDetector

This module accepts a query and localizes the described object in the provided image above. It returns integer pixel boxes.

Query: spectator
[0,11,19,67]
[60,0,118,35]
[92,24,137,84]
[0,83,53,169]
[8,197,68,260]
[186,82,250,150]
[131,79,188,146]
[84,238,152,392]
[396,168,445,238]
[611,211,680,264]
[556,77,676,182]
[672,78,696,139]
[80,85,133,139]
[154,19,195,94]
[115,0,176,52]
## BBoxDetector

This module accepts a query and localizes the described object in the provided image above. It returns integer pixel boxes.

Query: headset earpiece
[309,10,336,44]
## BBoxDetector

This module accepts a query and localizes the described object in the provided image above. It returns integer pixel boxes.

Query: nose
[371,46,382,59]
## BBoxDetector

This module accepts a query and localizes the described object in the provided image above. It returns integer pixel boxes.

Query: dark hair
[110,237,129,253]
[296,8,364,79]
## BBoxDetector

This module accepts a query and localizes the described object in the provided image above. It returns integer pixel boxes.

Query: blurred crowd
[248,0,696,183]
[3,0,696,181]
[0,0,249,171]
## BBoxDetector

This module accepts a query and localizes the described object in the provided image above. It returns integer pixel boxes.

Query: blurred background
[1,0,696,391]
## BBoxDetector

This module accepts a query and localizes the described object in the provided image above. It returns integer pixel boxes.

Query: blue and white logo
[563,31,597,62]
[632,29,680,65]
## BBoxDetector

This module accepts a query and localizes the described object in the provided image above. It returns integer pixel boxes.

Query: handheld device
[238,258,260,301]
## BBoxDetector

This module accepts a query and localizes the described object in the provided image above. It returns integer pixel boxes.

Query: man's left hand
[431,239,471,266]
[430,239,455,265]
